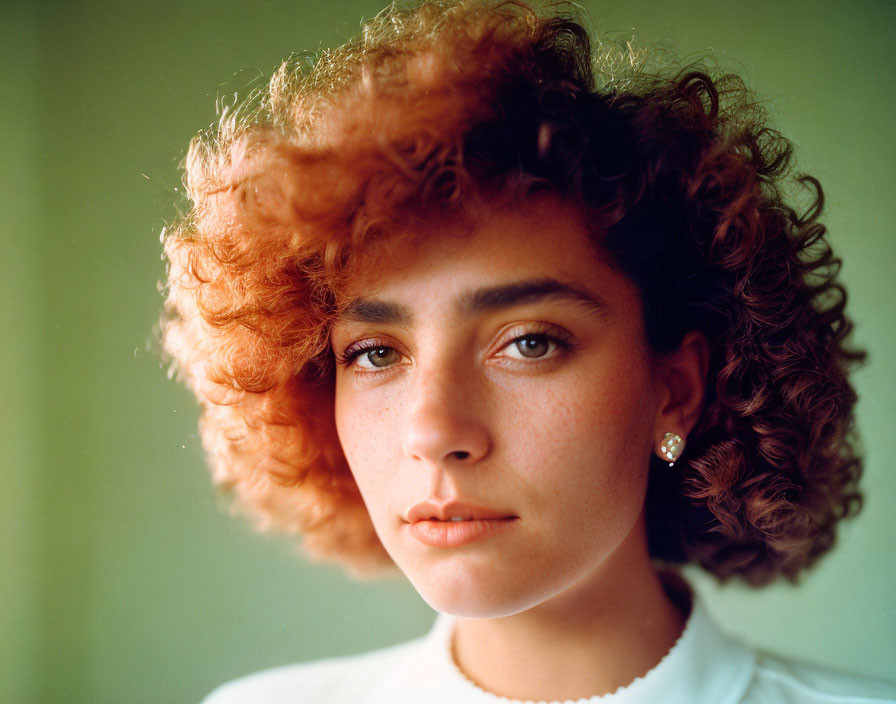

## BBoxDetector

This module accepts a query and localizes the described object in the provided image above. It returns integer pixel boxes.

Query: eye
[354,346,401,370]
[501,333,560,360]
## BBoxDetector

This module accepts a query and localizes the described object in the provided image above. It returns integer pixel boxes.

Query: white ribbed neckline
[409,597,757,704]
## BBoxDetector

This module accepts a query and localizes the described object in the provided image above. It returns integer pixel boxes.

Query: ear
[652,331,710,447]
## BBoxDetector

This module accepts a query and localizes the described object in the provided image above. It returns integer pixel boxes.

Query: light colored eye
[356,346,400,369]
[505,334,557,360]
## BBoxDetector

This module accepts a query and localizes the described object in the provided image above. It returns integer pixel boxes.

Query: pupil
[517,336,547,358]
[367,347,394,367]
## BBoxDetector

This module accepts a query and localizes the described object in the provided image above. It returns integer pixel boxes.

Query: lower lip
[407,518,517,548]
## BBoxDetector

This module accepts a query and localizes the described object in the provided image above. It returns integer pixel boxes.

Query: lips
[405,500,518,548]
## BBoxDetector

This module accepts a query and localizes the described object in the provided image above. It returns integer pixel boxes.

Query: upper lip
[405,500,517,523]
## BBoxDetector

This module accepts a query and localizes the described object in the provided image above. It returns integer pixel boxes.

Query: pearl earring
[659,432,684,466]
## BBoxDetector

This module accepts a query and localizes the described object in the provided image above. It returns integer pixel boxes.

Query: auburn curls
[161,0,865,582]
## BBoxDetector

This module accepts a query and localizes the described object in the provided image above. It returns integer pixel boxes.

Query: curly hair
[161,0,864,583]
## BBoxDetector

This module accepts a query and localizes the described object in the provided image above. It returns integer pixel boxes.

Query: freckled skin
[331,197,677,621]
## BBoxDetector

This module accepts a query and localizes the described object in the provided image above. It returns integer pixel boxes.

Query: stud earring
[659,432,684,466]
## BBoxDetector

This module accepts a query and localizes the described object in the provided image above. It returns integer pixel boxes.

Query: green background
[1,1,893,702]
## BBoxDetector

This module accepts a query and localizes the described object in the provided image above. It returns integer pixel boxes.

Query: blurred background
[1,1,893,702]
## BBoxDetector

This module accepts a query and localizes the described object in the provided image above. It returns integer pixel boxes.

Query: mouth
[404,500,518,548]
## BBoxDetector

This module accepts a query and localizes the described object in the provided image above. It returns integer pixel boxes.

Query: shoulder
[200,635,429,704]
[669,586,895,704]
[740,651,896,704]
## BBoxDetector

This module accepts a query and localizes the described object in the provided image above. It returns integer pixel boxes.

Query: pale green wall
[1,1,893,702]
[1,8,41,704]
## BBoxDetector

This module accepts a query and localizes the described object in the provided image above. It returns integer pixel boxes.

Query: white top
[203,599,896,704]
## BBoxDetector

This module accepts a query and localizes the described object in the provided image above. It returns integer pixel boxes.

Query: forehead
[341,195,616,301]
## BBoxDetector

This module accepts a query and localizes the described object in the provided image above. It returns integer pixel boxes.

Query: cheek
[334,386,389,502]
[334,382,411,534]
[532,354,656,459]
[509,359,657,524]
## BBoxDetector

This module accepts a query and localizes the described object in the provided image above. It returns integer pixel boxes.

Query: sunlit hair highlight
[162,0,864,582]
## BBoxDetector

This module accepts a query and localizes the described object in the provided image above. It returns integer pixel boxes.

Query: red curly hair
[162,0,864,582]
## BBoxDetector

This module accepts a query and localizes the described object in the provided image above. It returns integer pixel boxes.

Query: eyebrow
[340,299,412,325]
[458,278,607,318]
[339,278,606,325]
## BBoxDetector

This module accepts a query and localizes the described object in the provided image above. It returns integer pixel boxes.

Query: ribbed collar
[367,591,757,704]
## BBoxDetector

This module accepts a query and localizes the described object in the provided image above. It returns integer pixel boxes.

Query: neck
[451,528,686,701]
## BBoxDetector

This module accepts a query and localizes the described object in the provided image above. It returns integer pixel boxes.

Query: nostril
[452,451,470,460]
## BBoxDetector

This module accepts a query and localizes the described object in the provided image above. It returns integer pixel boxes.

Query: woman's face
[332,197,669,618]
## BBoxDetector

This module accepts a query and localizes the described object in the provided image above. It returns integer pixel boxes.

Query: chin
[405,560,550,619]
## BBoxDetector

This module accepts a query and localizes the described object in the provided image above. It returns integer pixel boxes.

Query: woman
[161,1,895,701]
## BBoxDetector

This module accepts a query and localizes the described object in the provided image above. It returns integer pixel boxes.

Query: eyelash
[335,339,398,368]
[334,324,575,373]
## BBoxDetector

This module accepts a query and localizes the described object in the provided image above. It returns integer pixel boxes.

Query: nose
[401,363,491,467]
